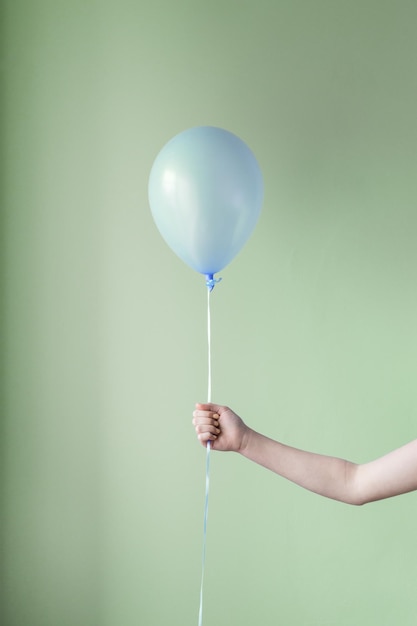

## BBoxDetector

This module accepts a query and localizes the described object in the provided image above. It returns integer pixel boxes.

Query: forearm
[240,429,361,505]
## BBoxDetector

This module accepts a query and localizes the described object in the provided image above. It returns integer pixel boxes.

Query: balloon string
[198,285,213,626]
[207,286,212,404]
[198,434,210,626]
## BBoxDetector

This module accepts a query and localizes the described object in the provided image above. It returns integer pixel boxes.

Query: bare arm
[193,403,417,505]
[241,429,417,505]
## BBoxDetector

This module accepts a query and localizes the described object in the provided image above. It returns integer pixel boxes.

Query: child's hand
[192,403,249,452]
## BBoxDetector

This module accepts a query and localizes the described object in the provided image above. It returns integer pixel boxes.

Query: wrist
[238,426,254,455]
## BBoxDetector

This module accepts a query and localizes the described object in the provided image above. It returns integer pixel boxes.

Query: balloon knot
[205,275,222,291]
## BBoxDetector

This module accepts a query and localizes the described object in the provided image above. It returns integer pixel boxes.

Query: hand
[192,403,249,452]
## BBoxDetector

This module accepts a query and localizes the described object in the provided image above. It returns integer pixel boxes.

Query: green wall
[2,1,417,624]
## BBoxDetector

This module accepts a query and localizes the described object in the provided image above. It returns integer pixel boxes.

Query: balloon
[148,126,263,283]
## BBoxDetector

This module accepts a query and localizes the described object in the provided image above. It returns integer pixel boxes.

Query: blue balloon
[148,126,263,282]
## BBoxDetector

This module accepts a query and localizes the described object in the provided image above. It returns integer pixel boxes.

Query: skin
[193,403,417,505]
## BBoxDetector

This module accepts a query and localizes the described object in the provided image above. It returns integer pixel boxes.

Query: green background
[2,1,417,624]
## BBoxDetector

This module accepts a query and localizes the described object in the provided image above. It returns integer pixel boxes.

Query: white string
[198,286,212,626]
[207,286,212,404]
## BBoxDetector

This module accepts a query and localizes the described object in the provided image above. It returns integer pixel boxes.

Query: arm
[193,403,417,505]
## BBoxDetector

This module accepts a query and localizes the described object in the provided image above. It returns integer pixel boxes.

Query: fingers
[195,402,222,414]
[193,412,219,429]
[194,422,220,436]
[193,416,220,432]
[193,410,219,422]
[196,430,216,446]
[193,408,220,444]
